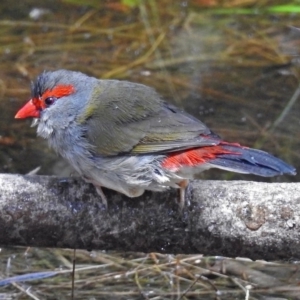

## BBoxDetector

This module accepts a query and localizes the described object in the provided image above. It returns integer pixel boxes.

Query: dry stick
[0,174,299,260]
[270,83,300,131]
[71,249,76,300]
[139,2,182,106]
[102,31,166,78]
[246,83,300,155]
[0,20,139,34]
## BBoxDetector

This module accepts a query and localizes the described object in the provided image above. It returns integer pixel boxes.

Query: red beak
[15,100,40,119]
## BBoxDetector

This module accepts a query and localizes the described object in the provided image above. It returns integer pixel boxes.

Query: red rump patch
[161,146,240,171]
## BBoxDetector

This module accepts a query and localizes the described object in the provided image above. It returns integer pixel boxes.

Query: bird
[15,69,296,208]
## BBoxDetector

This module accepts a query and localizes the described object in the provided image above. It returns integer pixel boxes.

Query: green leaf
[122,0,142,8]
[267,5,300,13]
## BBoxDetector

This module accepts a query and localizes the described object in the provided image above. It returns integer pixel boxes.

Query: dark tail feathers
[210,144,296,177]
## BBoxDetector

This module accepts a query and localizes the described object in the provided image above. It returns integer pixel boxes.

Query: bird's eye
[44,97,57,106]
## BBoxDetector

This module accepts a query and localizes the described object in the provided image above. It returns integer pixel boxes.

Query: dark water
[0,1,298,181]
[0,0,300,298]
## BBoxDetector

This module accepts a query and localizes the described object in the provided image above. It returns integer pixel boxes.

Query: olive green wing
[78,80,219,156]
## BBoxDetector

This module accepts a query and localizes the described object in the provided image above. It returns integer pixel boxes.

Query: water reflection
[0,1,298,181]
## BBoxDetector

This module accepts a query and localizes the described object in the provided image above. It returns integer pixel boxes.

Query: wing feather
[79,80,219,156]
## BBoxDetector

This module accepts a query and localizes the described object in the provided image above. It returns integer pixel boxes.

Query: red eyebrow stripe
[42,84,75,100]
[33,84,75,109]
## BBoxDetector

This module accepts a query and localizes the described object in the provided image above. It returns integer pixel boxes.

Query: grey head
[32,69,98,111]
[28,70,98,140]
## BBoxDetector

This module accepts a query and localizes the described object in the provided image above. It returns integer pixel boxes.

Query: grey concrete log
[0,174,299,260]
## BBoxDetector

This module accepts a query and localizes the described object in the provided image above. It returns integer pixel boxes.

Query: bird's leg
[95,186,108,209]
[82,175,108,209]
[177,179,189,209]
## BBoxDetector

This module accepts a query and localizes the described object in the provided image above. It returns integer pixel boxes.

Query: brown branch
[0,174,299,260]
